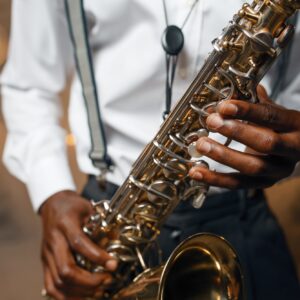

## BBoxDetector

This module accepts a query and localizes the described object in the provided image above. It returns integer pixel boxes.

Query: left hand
[40,191,117,300]
[189,85,300,189]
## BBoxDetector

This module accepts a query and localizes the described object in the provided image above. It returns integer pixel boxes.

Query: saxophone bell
[113,233,244,300]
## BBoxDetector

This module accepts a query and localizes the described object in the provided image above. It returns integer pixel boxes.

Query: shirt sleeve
[0,0,76,211]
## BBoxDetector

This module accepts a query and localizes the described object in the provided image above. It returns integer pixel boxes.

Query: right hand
[40,190,118,300]
[189,85,300,190]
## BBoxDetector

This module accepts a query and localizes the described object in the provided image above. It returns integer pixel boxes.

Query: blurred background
[0,1,299,299]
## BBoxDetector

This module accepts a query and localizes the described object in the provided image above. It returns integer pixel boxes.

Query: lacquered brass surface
[159,234,243,300]
[114,234,244,300]
[76,1,300,299]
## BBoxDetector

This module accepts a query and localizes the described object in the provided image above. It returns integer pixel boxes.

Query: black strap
[271,13,298,100]
[163,54,179,119]
[64,0,113,174]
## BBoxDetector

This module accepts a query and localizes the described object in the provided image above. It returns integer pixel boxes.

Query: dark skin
[189,85,300,188]
[40,87,300,300]
[40,190,118,300]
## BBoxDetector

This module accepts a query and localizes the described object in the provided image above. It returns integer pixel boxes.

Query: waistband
[175,188,263,211]
[165,188,265,227]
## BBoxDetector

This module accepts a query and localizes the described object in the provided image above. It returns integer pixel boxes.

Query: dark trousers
[82,176,300,300]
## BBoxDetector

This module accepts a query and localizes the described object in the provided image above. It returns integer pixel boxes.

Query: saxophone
[77,1,300,299]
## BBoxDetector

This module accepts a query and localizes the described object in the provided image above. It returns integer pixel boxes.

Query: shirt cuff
[27,154,76,212]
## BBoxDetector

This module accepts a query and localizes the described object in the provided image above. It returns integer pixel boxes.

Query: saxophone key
[162,158,188,180]
[188,141,203,158]
[192,191,207,209]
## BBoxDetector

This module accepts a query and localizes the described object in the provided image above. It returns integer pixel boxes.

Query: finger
[205,113,288,155]
[193,137,294,177]
[44,265,65,300]
[50,230,113,289]
[42,243,64,291]
[207,112,300,158]
[256,85,272,104]
[44,244,105,298]
[189,167,276,189]
[217,100,300,132]
[62,223,117,271]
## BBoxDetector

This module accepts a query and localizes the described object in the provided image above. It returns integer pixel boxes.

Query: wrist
[38,189,78,216]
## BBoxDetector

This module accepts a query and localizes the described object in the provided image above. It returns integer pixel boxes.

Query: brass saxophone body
[78,1,300,299]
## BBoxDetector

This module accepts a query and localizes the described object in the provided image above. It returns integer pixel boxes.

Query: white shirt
[1,0,300,211]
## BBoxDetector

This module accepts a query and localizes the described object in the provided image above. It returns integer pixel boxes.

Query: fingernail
[197,139,211,154]
[206,113,224,130]
[189,168,203,180]
[105,259,118,271]
[218,102,238,116]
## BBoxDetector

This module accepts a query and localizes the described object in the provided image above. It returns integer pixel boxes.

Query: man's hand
[40,190,118,300]
[189,86,300,189]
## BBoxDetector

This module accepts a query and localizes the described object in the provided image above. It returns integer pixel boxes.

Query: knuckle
[262,104,278,124]
[249,160,266,175]
[227,121,240,139]
[213,174,239,189]
[58,265,73,281]
[46,231,59,245]
[90,249,107,265]
[72,236,103,262]
[91,250,102,262]
[226,174,243,189]
[53,277,64,289]
[46,288,56,298]
[71,236,83,250]
[210,144,228,164]
[262,134,280,153]
[213,144,226,160]
[239,102,251,117]
[45,281,65,300]
[45,285,61,300]
[59,218,71,232]
[44,236,56,251]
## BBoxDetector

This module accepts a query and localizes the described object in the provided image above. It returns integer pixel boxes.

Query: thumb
[257,85,272,104]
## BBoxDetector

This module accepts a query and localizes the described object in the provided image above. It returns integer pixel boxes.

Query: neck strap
[64,0,113,178]
[161,0,199,118]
